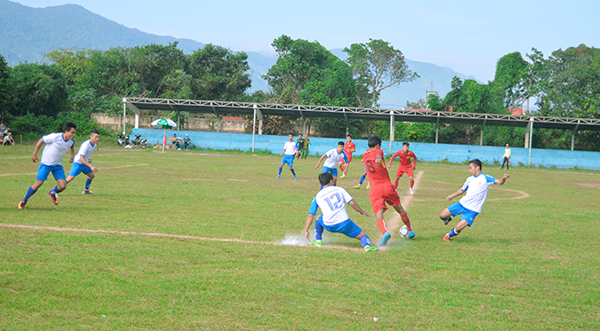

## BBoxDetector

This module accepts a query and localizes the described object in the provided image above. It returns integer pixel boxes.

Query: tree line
[0,37,598,150]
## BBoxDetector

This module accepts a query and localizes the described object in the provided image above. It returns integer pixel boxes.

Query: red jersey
[344,141,356,156]
[362,148,392,187]
[391,150,417,168]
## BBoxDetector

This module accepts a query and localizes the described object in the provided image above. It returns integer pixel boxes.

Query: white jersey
[74,139,97,164]
[308,186,354,226]
[283,141,298,155]
[503,148,511,158]
[323,148,348,168]
[40,133,75,166]
[459,173,496,213]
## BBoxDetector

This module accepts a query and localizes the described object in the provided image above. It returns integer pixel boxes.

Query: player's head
[506,144,510,148]
[318,172,334,187]
[288,134,293,141]
[174,133,177,137]
[90,129,100,145]
[403,142,410,151]
[62,122,77,140]
[368,136,382,149]
[337,141,344,153]
[468,159,482,175]
[346,134,352,142]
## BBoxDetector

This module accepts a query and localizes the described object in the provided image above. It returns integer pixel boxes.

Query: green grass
[1,146,599,330]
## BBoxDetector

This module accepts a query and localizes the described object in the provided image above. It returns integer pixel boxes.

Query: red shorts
[369,183,401,214]
[396,166,414,178]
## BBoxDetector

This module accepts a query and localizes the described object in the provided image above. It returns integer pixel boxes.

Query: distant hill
[0,0,479,107]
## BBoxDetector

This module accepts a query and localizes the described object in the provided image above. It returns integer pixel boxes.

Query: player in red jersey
[388,142,418,194]
[339,135,356,178]
[362,136,415,246]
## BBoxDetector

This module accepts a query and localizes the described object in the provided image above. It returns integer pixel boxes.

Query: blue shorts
[322,166,338,177]
[447,201,479,226]
[281,154,295,167]
[69,163,93,177]
[317,215,362,238]
[36,164,66,181]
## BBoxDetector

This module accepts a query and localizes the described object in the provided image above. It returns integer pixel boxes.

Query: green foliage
[0,54,13,121]
[9,63,68,117]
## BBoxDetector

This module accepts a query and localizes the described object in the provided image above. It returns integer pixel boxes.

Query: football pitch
[1,146,599,330]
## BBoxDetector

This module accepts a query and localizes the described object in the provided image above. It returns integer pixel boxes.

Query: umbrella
[150,118,177,152]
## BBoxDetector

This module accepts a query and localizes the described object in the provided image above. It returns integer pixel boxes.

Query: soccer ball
[399,225,409,239]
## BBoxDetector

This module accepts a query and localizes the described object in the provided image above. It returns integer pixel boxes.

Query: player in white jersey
[18,122,77,210]
[314,141,348,186]
[303,172,378,252]
[439,159,510,241]
[277,134,300,179]
[66,130,100,194]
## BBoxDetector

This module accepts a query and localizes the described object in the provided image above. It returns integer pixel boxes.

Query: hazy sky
[12,0,600,82]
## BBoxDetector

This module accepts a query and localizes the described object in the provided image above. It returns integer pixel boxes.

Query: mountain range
[0,0,480,108]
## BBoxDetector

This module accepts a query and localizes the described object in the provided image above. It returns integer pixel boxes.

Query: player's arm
[446,189,466,201]
[348,200,370,217]
[69,146,75,163]
[375,154,383,166]
[388,151,399,168]
[315,154,327,169]
[79,155,98,172]
[495,174,510,185]
[412,153,418,170]
[280,148,285,156]
[304,213,316,241]
[31,139,44,162]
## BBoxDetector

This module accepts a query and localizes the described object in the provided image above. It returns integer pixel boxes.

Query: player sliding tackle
[304,172,378,252]
[363,136,415,246]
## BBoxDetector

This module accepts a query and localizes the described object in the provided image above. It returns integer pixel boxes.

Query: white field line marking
[0,224,365,252]
[0,164,149,177]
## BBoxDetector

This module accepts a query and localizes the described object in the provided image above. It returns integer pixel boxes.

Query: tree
[492,52,531,112]
[344,39,419,107]
[187,44,251,101]
[0,54,12,121]
[9,63,68,117]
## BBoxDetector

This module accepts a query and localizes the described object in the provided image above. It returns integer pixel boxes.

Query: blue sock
[314,220,324,241]
[278,168,282,175]
[290,169,296,176]
[23,187,37,202]
[448,228,459,238]
[50,185,64,195]
[360,235,371,247]
[359,175,366,185]
[85,178,92,190]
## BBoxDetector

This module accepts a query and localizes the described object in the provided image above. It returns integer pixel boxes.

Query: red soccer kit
[390,150,417,178]
[344,141,356,163]
[362,148,401,214]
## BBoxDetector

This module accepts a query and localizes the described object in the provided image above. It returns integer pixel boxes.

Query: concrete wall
[132,128,600,171]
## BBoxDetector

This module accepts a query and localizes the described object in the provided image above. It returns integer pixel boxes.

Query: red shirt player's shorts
[346,153,353,163]
[369,182,401,214]
[396,166,414,178]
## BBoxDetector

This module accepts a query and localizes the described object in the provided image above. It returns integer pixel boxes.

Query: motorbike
[131,134,151,148]
[116,132,131,147]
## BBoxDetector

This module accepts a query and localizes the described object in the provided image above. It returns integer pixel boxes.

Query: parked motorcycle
[116,132,131,147]
[131,134,151,148]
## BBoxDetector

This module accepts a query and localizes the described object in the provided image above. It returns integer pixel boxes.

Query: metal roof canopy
[122,97,600,162]
[123,97,600,131]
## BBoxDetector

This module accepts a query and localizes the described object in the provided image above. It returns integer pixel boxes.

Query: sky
[12,0,600,82]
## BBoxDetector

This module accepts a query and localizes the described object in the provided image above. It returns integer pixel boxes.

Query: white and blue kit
[322,148,348,177]
[309,186,363,238]
[280,141,298,167]
[69,139,97,177]
[37,133,75,181]
[448,173,496,226]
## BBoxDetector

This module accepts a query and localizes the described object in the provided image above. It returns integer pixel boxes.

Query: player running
[439,159,510,241]
[314,141,348,186]
[363,136,415,246]
[66,130,100,194]
[339,135,356,178]
[388,142,418,194]
[18,122,77,210]
[304,172,378,252]
[354,168,370,190]
[277,134,299,179]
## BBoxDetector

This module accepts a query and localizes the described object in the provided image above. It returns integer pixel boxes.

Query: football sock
[376,218,388,235]
[359,175,365,185]
[278,168,283,176]
[85,178,93,190]
[360,235,371,247]
[448,227,459,238]
[23,187,37,202]
[400,212,412,231]
[393,180,399,189]
[50,185,64,195]
[290,168,296,176]
[410,180,414,188]
[314,220,324,241]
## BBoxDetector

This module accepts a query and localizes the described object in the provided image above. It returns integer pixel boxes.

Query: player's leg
[445,219,470,241]
[507,158,510,170]
[19,164,53,209]
[310,215,325,246]
[501,157,507,169]
[393,169,405,190]
[355,170,367,189]
[443,203,476,241]
[439,208,453,225]
[287,155,297,179]
[83,171,96,194]
[407,167,415,194]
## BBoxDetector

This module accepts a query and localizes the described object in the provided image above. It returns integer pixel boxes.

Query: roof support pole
[252,104,257,152]
[299,110,306,136]
[435,116,440,144]
[343,110,349,136]
[122,101,127,134]
[480,118,487,146]
[211,106,221,133]
[528,117,534,166]
[389,110,395,154]
[571,120,580,151]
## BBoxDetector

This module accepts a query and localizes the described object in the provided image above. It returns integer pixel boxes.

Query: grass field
[1,143,599,330]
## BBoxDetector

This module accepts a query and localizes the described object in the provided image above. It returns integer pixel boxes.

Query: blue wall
[133,128,600,170]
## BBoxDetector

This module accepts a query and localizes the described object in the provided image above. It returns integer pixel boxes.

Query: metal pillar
[571,120,580,151]
[122,102,127,134]
[252,104,256,152]
[389,110,395,154]
[528,117,534,165]
[480,118,487,146]
[435,116,440,144]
